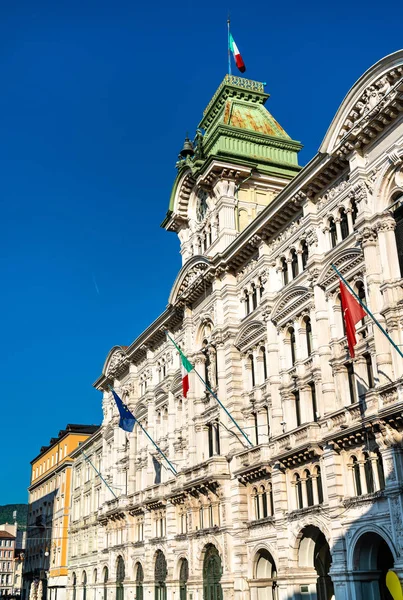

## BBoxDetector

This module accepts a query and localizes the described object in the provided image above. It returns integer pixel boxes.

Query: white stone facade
[68,52,403,600]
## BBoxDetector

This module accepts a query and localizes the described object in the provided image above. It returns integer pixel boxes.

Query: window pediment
[234,320,266,352]
[317,248,363,290]
[271,287,312,325]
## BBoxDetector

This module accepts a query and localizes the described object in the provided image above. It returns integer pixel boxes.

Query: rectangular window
[294,391,301,427]
[365,353,374,389]
[309,382,318,422]
[208,425,214,458]
[347,363,357,404]
[253,413,259,445]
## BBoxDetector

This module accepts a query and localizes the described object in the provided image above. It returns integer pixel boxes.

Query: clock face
[196,189,208,222]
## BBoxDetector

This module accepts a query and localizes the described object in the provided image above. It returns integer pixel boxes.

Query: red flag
[339,281,366,358]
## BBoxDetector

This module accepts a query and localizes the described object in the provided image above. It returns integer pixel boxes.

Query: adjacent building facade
[68,51,403,600]
[23,425,99,600]
[0,523,26,599]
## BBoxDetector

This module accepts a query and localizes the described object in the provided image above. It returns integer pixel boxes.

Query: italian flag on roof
[229,33,246,73]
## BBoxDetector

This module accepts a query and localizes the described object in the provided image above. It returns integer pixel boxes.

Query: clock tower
[161,75,302,264]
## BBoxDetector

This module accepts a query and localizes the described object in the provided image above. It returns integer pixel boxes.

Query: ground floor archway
[252,549,278,600]
[352,531,394,600]
[298,525,334,600]
[203,544,222,600]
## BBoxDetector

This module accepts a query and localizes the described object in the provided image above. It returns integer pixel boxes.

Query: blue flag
[111,390,136,432]
[152,455,162,484]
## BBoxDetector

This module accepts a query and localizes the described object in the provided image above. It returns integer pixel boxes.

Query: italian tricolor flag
[181,351,193,398]
[229,33,246,73]
[167,333,194,398]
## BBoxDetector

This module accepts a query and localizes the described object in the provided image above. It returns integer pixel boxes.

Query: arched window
[357,282,366,329]
[72,573,76,600]
[244,290,250,316]
[252,487,260,520]
[135,564,143,600]
[268,483,274,515]
[364,453,374,494]
[93,570,97,585]
[393,193,403,276]
[82,572,87,600]
[289,328,296,366]
[261,346,268,381]
[316,466,324,504]
[301,241,309,269]
[305,318,313,356]
[340,208,349,239]
[291,249,299,278]
[329,217,337,248]
[305,470,314,506]
[351,456,362,496]
[249,354,256,388]
[281,257,288,286]
[154,551,167,600]
[376,450,385,490]
[260,485,268,518]
[103,568,108,600]
[294,474,303,509]
[351,199,358,225]
[251,284,258,311]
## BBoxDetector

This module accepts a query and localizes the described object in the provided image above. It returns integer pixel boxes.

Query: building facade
[0,530,16,598]
[0,523,26,599]
[23,425,99,600]
[68,51,403,600]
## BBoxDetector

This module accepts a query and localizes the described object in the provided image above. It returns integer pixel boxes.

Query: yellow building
[23,425,99,600]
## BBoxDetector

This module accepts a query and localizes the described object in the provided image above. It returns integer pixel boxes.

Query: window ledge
[194,525,220,537]
[248,516,274,529]
[288,504,323,519]
[343,490,384,507]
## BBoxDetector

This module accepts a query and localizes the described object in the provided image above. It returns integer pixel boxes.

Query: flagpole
[193,369,254,447]
[165,331,253,448]
[331,264,403,359]
[134,417,178,476]
[80,448,118,499]
[108,385,178,476]
[227,16,231,76]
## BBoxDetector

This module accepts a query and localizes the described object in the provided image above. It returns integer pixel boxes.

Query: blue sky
[0,0,402,506]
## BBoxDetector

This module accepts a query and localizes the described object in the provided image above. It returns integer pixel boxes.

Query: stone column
[346,208,354,233]
[312,474,319,505]
[297,250,304,274]
[358,461,368,495]
[300,475,308,507]
[286,258,293,283]
[335,217,342,241]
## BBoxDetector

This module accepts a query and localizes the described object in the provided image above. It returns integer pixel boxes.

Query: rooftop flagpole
[331,263,403,360]
[227,15,232,76]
